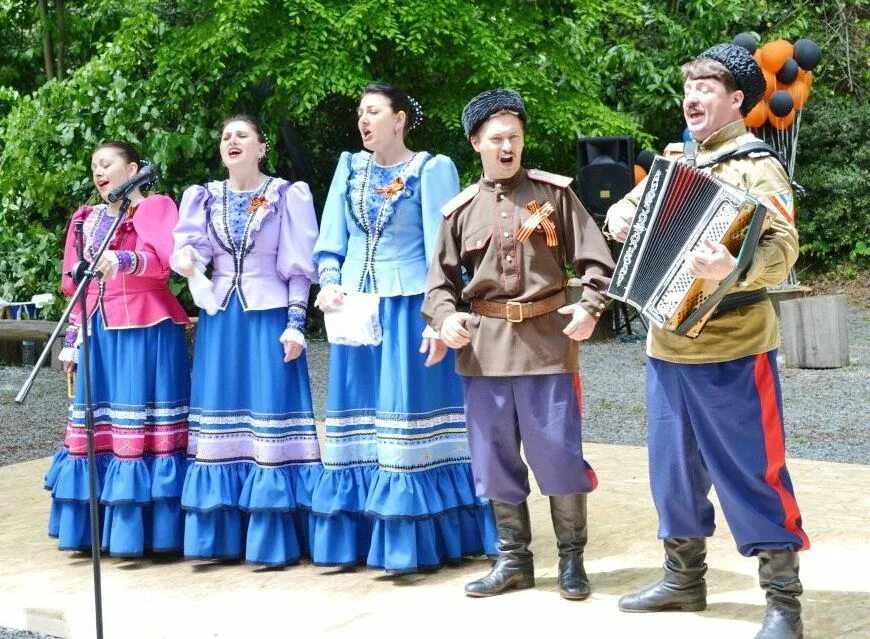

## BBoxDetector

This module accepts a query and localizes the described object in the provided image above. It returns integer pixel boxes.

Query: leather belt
[712,289,769,316]
[471,290,567,323]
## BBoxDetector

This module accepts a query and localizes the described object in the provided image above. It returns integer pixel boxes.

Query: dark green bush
[793,97,870,270]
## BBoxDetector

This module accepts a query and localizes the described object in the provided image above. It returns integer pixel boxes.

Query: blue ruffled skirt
[44,315,190,556]
[311,294,496,572]
[181,293,321,566]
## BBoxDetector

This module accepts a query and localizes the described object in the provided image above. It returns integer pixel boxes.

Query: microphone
[107,164,158,203]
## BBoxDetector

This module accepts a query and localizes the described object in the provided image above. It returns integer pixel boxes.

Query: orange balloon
[744,101,769,128]
[797,68,814,89]
[769,110,795,130]
[789,81,810,110]
[633,164,647,185]
[762,68,776,98]
[760,39,794,74]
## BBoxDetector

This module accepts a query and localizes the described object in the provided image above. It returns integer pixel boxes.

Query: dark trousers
[463,373,597,504]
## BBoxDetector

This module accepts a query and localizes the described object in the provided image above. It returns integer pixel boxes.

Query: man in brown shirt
[422,89,613,599]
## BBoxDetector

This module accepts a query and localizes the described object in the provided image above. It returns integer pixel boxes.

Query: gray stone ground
[1,307,867,468]
[0,306,867,638]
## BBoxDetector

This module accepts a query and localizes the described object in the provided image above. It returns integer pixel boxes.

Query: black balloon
[733,32,758,54]
[768,90,795,117]
[777,58,799,84]
[794,39,822,71]
[636,150,655,172]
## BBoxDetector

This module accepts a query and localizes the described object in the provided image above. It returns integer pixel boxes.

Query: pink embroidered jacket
[62,194,189,329]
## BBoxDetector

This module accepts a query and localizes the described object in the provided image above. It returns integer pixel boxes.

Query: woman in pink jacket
[46,141,191,557]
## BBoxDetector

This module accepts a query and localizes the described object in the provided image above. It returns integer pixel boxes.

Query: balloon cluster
[734,33,820,131]
[733,32,821,179]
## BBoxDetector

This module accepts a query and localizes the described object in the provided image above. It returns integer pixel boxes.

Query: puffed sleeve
[173,185,214,266]
[128,194,180,280]
[277,181,318,308]
[61,205,94,298]
[420,154,460,266]
[312,152,352,287]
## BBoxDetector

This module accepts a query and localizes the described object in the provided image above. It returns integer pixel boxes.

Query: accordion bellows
[608,157,772,338]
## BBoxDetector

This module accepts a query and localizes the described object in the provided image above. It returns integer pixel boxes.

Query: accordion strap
[694,140,787,172]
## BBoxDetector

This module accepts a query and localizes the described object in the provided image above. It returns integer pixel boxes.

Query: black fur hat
[697,43,765,115]
[461,89,527,138]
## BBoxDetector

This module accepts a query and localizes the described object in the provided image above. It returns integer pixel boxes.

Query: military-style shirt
[606,120,799,364]
[423,167,614,376]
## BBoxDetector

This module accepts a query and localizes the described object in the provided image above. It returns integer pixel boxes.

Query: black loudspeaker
[575,136,635,220]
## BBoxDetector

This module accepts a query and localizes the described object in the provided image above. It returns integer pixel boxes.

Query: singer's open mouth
[96,179,110,189]
[228,148,242,158]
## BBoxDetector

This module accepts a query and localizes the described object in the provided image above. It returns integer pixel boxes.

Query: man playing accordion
[606,44,807,639]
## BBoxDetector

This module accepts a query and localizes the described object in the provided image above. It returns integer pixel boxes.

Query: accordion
[607,157,772,338]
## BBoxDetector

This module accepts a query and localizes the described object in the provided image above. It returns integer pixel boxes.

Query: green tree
[0,0,865,310]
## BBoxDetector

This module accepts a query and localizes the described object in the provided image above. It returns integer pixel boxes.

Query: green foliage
[0,0,865,305]
[793,96,870,269]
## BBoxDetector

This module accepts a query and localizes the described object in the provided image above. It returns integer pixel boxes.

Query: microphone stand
[16,196,133,639]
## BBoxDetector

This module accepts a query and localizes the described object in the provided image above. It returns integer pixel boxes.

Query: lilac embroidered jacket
[62,194,189,329]
[174,178,318,311]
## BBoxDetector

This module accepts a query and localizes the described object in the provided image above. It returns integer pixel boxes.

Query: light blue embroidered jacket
[313,151,460,296]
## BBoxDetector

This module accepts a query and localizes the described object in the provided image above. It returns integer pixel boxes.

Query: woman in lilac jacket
[172,115,322,566]
[46,141,190,557]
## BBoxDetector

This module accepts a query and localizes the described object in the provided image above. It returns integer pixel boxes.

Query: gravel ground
[1,306,867,467]
[0,305,867,638]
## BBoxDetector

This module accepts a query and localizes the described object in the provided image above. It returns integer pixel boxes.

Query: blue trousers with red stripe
[463,373,598,505]
[647,351,809,556]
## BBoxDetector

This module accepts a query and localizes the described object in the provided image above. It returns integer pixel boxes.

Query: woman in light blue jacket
[311,84,495,573]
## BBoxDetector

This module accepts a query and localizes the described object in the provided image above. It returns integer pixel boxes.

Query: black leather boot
[550,494,590,600]
[618,537,707,612]
[756,549,803,639]
[465,501,534,597]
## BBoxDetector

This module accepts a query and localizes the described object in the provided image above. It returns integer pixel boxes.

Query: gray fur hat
[461,89,527,138]
[697,43,765,115]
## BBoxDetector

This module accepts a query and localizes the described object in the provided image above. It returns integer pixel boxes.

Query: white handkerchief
[324,291,382,346]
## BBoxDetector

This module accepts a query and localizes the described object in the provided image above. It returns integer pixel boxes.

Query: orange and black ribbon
[516,200,558,247]
[246,195,269,214]
[374,176,406,199]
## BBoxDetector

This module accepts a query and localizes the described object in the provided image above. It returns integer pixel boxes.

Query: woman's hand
[172,246,200,278]
[282,340,303,363]
[94,250,120,280]
[315,284,345,312]
[279,327,306,363]
[419,336,448,367]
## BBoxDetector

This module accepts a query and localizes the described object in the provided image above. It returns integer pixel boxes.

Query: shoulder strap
[527,168,573,188]
[696,140,787,172]
[441,184,480,217]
